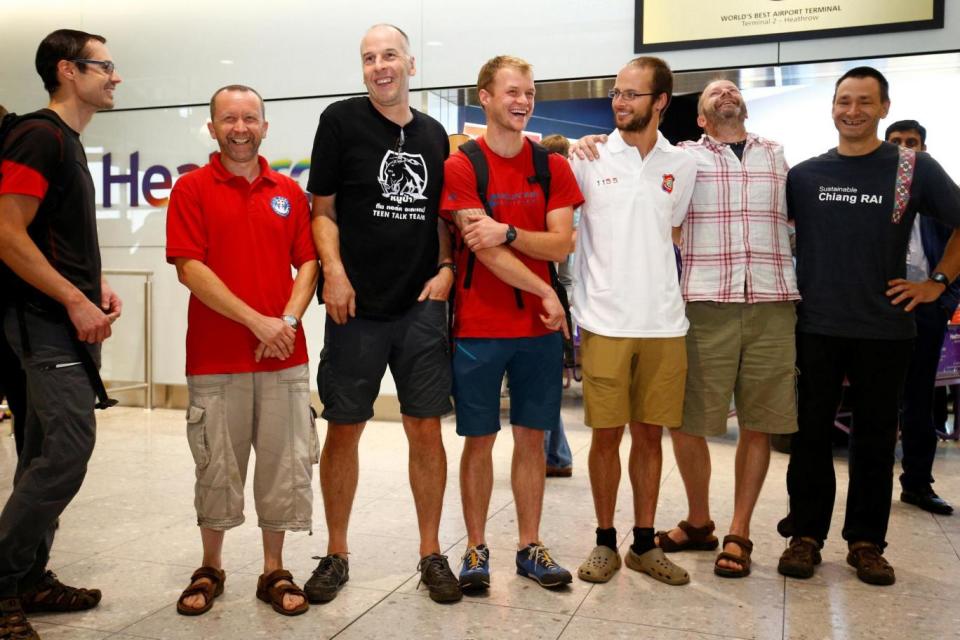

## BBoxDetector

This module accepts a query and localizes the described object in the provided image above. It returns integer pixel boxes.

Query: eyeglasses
[608,89,655,101]
[70,58,116,75]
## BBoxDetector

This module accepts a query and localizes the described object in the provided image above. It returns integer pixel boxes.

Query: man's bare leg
[718,427,770,570]
[628,422,663,528]
[460,434,496,546]
[512,426,546,546]
[403,415,446,557]
[263,529,304,611]
[320,422,365,556]
[589,426,625,528]
[659,429,713,546]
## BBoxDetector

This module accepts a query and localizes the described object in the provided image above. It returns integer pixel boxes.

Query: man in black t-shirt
[304,23,460,605]
[778,67,960,587]
[0,29,123,637]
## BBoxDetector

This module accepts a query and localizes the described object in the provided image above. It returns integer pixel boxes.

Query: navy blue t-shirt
[788,142,960,339]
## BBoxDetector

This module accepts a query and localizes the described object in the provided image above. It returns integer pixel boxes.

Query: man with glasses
[305,23,461,604]
[568,57,696,586]
[0,29,122,639]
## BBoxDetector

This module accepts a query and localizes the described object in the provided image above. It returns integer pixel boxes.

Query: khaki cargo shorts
[186,363,319,531]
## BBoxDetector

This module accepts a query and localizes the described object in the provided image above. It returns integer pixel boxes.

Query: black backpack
[458,138,576,367]
[0,110,117,409]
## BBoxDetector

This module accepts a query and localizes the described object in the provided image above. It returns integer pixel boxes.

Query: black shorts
[317,299,453,423]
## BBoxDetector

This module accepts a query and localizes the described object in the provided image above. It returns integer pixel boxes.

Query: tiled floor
[1,397,959,640]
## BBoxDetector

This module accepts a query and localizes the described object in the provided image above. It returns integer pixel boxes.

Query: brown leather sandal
[176,566,226,616]
[1,597,39,640]
[256,569,309,616]
[19,571,101,613]
[714,534,753,578]
[655,520,719,552]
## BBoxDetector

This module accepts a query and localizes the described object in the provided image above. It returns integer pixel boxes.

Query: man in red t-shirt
[166,85,318,617]
[441,55,582,591]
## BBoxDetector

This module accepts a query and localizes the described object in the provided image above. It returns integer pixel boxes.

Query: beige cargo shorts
[185,363,318,531]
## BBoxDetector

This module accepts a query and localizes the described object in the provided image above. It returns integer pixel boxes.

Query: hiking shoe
[515,543,572,588]
[458,545,491,592]
[777,537,822,579]
[304,554,349,603]
[0,597,39,640]
[847,542,895,586]
[417,554,462,603]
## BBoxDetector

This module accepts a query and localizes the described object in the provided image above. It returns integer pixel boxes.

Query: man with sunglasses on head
[305,23,461,604]
[0,29,122,640]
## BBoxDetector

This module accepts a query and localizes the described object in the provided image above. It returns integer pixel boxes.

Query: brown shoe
[1,598,39,640]
[655,520,719,552]
[777,536,821,579]
[847,542,895,586]
[546,466,572,478]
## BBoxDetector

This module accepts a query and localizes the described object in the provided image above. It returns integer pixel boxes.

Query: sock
[596,527,617,552]
[631,527,655,555]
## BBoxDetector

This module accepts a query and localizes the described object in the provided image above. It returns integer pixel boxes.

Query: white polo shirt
[570,129,697,337]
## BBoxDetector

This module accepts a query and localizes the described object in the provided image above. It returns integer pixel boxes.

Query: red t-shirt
[166,154,317,375]
[440,137,583,338]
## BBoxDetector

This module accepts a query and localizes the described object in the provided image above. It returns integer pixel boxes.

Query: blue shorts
[452,333,562,437]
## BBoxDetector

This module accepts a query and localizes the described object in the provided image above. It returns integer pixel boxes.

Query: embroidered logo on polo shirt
[661,174,675,194]
[378,150,428,204]
[270,196,291,217]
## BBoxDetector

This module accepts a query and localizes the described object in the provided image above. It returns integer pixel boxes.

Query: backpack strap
[892,146,916,224]
[459,139,524,309]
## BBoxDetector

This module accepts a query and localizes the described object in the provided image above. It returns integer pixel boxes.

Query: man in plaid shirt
[656,79,800,578]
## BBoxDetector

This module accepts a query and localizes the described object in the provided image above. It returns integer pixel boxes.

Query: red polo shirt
[166,153,316,375]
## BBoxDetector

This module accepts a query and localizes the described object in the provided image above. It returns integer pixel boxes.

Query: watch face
[506,226,517,244]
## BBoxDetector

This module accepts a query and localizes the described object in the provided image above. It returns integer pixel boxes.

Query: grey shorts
[317,299,453,423]
[186,363,318,531]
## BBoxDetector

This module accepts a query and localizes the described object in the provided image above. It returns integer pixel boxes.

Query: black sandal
[19,571,101,613]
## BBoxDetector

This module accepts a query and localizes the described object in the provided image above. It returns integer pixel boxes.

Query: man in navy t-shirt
[779,67,960,586]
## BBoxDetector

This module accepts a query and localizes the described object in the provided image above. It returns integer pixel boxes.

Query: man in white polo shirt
[570,56,697,586]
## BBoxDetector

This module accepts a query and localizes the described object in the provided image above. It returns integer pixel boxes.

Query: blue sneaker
[458,544,490,591]
[516,543,572,588]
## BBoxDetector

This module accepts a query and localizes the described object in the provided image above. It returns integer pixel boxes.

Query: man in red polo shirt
[166,85,319,617]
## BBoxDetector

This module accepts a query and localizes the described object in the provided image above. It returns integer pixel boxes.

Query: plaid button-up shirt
[678,133,800,303]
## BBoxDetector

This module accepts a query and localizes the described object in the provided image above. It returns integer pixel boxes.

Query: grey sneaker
[417,554,462,603]
[304,554,349,603]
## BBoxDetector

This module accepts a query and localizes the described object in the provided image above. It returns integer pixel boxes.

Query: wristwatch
[282,314,300,330]
[438,261,457,275]
[930,271,950,287]
[504,224,517,245]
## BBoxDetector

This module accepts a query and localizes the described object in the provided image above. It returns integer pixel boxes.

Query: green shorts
[681,301,798,437]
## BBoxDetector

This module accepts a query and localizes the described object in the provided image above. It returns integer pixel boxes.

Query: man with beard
[306,24,461,604]
[779,67,960,585]
[442,55,580,591]
[653,79,800,579]
[0,29,122,639]
[167,85,318,616]
[569,57,696,586]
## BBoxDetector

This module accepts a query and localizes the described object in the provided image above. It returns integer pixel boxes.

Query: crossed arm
[0,193,120,343]
[451,206,572,336]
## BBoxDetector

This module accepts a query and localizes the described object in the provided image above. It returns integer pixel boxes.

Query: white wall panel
[3,1,956,113]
